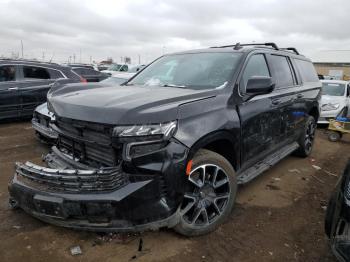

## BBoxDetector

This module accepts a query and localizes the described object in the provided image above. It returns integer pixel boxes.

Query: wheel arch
[308,106,319,121]
[187,131,240,171]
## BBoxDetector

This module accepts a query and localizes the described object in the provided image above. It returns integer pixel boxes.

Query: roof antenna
[234,42,241,50]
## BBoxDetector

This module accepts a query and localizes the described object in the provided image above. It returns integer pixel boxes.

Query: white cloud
[0,0,349,63]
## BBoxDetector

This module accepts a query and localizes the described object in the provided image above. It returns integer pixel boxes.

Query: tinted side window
[241,54,270,93]
[270,55,294,88]
[23,66,50,80]
[48,69,64,79]
[294,59,319,83]
[84,68,99,75]
[72,68,84,75]
[0,66,16,82]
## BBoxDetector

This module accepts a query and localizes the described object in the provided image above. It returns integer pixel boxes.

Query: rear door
[266,54,300,144]
[0,65,20,120]
[17,65,63,117]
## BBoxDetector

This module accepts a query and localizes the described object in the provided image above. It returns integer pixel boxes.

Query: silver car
[318,80,350,124]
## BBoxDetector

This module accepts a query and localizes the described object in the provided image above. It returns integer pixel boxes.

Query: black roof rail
[211,42,279,50]
[280,47,300,55]
[0,58,60,66]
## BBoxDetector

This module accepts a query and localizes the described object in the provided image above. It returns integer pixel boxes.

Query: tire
[174,149,237,236]
[328,131,342,142]
[294,115,316,157]
[325,191,337,238]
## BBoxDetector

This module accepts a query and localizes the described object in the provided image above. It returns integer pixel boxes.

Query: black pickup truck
[9,43,321,236]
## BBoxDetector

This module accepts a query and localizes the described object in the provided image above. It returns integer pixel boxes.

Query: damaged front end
[9,116,189,231]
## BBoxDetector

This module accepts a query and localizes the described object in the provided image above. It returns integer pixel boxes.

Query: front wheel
[174,149,237,236]
[294,115,316,157]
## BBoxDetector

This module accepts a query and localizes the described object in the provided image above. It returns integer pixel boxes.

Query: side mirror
[246,76,275,95]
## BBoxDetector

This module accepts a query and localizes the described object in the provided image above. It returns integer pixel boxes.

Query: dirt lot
[0,121,348,262]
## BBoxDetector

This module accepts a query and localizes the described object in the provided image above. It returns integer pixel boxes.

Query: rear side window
[23,66,50,80]
[48,69,65,79]
[294,59,319,83]
[270,55,294,88]
[0,66,16,82]
[241,54,270,93]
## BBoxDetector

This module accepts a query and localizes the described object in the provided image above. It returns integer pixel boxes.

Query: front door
[237,53,282,169]
[17,65,54,117]
[0,65,20,120]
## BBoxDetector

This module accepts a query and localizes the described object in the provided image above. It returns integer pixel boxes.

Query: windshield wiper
[162,84,187,88]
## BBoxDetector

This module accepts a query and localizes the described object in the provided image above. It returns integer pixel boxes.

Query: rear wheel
[174,149,237,236]
[294,115,316,157]
[328,131,342,142]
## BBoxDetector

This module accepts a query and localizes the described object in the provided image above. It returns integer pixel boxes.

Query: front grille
[53,117,121,167]
[16,162,127,193]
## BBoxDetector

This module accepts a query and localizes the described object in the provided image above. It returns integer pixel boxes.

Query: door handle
[7,87,19,91]
[296,94,304,98]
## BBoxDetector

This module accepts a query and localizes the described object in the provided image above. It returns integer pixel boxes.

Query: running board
[237,142,299,184]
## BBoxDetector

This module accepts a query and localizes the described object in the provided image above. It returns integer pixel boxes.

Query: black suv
[0,59,82,120]
[9,43,321,236]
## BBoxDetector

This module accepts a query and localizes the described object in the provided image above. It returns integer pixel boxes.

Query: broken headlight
[112,121,177,160]
[112,121,177,139]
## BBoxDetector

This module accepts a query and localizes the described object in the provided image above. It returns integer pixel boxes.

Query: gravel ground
[0,121,347,262]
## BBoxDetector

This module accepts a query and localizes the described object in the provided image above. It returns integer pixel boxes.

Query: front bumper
[8,141,188,231]
[318,110,341,124]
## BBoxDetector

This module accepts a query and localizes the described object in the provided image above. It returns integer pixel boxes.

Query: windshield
[101,77,127,85]
[322,82,346,96]
[128,52,242,90]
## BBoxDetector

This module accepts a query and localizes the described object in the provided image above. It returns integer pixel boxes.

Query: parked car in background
[318,80,350,124]
[100,73,135,85]
[101,64,145,75]
[71,67,109,82]
[325,160,350,262]
[9,43,321,236]
[0,59,83,121]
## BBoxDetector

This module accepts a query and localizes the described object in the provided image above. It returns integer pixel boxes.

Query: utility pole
[138,54,141,64]
[42,52,45,61]
[20,41,23,58]
[79,48,82,63]
[73,54,76,63]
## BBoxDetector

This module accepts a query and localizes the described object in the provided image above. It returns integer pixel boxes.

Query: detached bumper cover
[32,118,58,140]
[8,143,188,231]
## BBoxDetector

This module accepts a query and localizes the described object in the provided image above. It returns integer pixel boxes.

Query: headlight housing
[322,103,340,111]
[113,121,177,140]
[112,121,177,160]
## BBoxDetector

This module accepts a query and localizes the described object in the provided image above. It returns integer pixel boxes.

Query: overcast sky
[0,0,349,64]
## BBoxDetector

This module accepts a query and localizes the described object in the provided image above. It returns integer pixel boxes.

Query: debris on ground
[130,238,149,260]
[70,245,82,256]
[12,225,21,229]
[94,232,141,246]
[310,174,325,184]
[312,165,322,171]
[273,177,281,181]
[288,169,301,174]
[323,170,338,177]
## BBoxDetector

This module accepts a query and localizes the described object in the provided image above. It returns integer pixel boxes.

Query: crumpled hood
[321,95,346,107]
[48,83,216,125]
